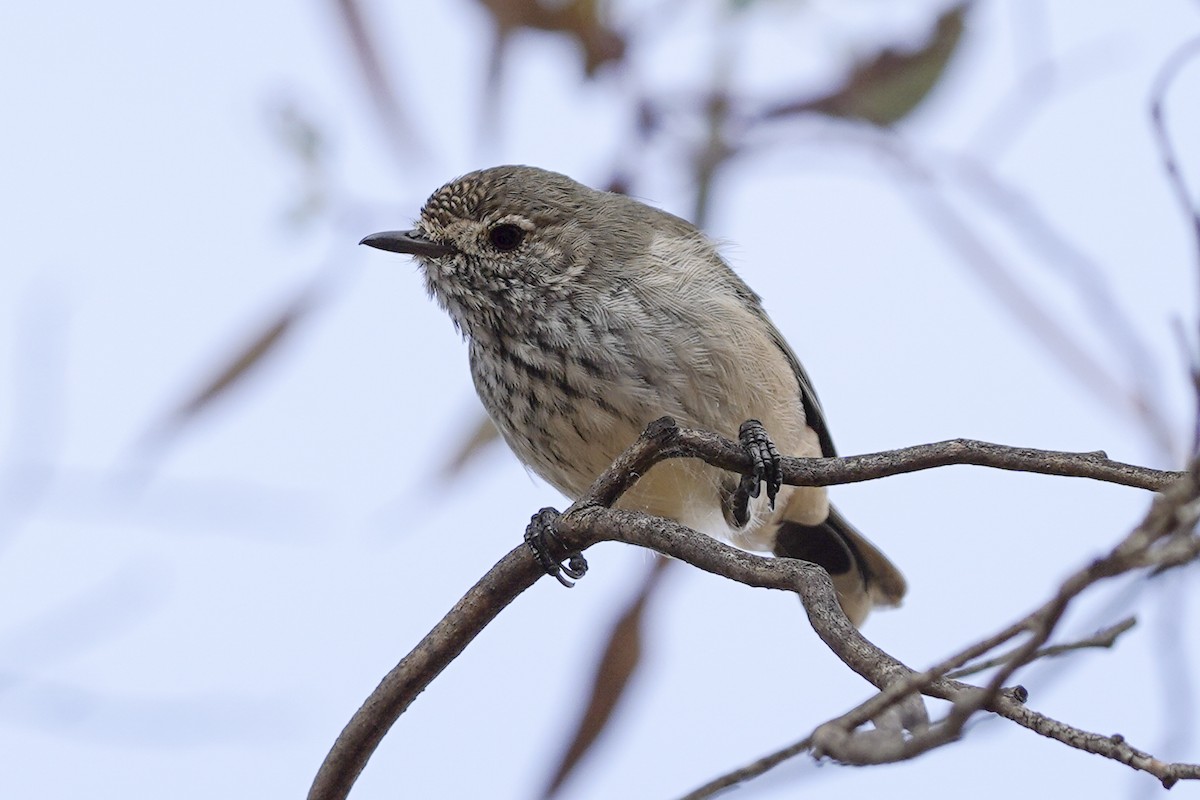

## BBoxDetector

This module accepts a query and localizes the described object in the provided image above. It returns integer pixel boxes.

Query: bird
[361,165,905,625]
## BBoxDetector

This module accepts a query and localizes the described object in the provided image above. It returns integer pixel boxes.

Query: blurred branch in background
[877,138,1177,455]
[128,99,359,478]
[133,283,322,462]
[540,555,670,799]
[332,0,430,166]
[1145,32,1200,787]
[1151,35,1200,456]
[1149,34,1200,282]
[944,153,1175,454]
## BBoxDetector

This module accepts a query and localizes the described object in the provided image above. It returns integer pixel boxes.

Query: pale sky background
[2,2,1200,799]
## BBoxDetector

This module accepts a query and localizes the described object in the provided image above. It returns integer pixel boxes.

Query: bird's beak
[359,229,457,258]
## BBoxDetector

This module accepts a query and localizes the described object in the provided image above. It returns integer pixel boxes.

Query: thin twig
[946,617,1137,679]
[307,546,544,800]
[675,735,815,800]
[684,457,1200,798]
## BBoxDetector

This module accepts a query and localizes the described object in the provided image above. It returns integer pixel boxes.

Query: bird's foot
[524,507,588,588]
[728,419,783,527]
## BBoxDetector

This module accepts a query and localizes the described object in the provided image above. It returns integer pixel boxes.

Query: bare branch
[997,700,1200,789]
[686,446,1200,797]
[675,735,815,800]
[307,421,1194,800]
[585,424,1182,500]
[946,616,1137,679]
[307,544,544,800]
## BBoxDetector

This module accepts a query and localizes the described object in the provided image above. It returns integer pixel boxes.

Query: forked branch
[308,418,1196,800]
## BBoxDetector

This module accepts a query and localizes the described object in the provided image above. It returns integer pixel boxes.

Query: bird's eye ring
[488,223,525,251]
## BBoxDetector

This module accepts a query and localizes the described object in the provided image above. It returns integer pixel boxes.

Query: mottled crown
[421,172,489,228]
[418,165,607,232]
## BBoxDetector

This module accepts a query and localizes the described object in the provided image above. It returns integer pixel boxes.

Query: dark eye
[488,223,525,251]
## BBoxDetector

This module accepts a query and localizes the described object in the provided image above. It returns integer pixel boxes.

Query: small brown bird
[363,166,905,625]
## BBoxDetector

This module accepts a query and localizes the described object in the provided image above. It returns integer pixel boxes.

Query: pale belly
[468,319,826,550]
[477,364,826,551]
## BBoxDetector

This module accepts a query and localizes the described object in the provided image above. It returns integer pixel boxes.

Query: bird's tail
[771,501,906,627]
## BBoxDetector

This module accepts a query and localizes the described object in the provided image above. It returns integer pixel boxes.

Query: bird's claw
[524,507,588,588]
[728,419,782,527]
